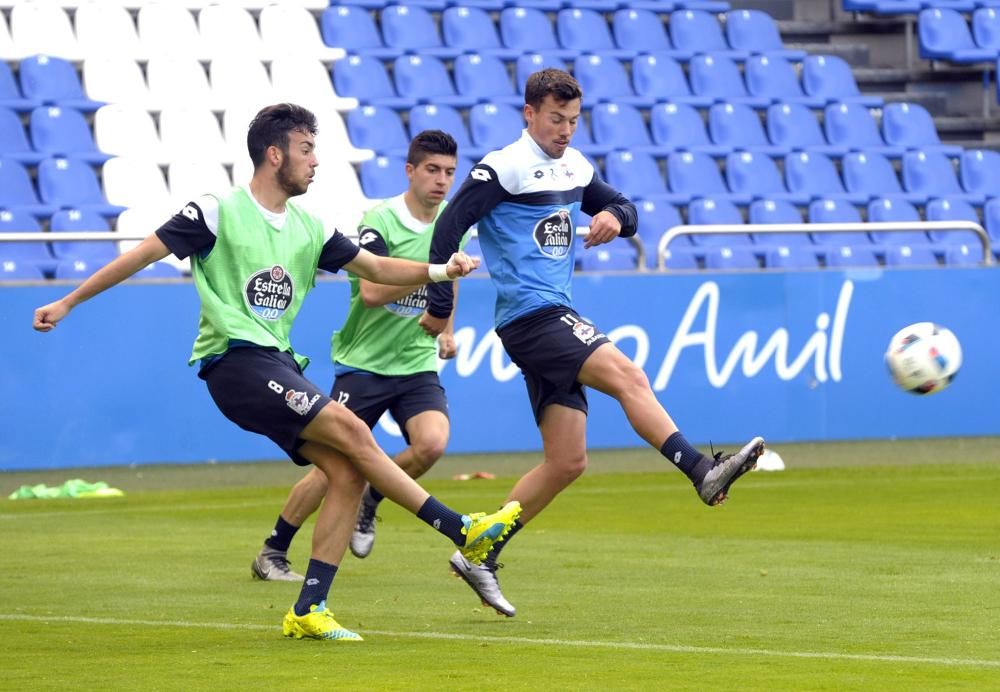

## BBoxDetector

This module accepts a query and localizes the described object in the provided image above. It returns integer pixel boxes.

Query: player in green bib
[252,131,473,577]
[33,105,520,642]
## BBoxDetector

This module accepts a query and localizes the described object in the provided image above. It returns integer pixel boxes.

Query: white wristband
[428,263,451,283]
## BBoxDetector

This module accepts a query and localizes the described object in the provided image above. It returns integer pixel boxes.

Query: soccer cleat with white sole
[459,500,521,565]
[694,436,765,506]
[251,547,304,582]
[349,491,379,559]
[449,550,515,617]
[282,601,363,641]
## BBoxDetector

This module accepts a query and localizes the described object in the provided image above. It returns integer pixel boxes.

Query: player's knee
[410,436,447,467]
[550,451,588,484]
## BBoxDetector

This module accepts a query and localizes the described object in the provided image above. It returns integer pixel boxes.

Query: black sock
[484,519,523,569]
[264,515,299,553]
[660,432,709,483]
[416,496,467,545]
[367,485,384,504]
[293,559,338,617]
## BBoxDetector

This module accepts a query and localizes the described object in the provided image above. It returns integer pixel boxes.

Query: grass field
[2,438,999,690]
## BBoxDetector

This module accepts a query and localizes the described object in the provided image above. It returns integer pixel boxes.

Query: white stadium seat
[75,2,145,59]
[269,56,358,114]
[137,3,206,59]
[146,56,214,112]
[103,157,172,209]
[9,3,84,61]
[93,103,165,162]
[259,5,346,62]
[82,56,151,108]
[209,57,275,114]
[159,105,231,164]
[199,5,270,60]
[168,160,233,206]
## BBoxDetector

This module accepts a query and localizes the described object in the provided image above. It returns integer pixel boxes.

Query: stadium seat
[270,57,358,113]
[784,151,868,204]
[687,197,751,245]
[766,102,847,157]
[0,106,44,165]
[632,53,712,107]
[725,10,806,60]
[29,107,110,165]
[442,6,518,59]
[973,8,1000,53]
[137,3,206,60]
[54,257,109,280]
[884,244,940,267]
[824,103,903,157]
[81,57,152,110]
[9,3,84,62]
[605,150,673,202]
[925,197,983,246]
[346,105,410,156]
[18,56,103,112]
[0,206,53,270]
[557,9,632,59]
[842,151,923,203]
[102,157,172,210]
[808,198,870,246]
[748,198,812,246]
[669,150,749,204]
[259,4,345,61]
[943,242,982,265]
[159,106,231,165]
[902,150,983,204]
[167,161,233,206]
[209,57,275,113]
[359,155,409,199]
[578,244,639,271]
[574,54,651,107]
[500,7,577,59]
[802,56,883,106]
[454,54,522,106]
[649,102,727,156]
[468,103,524,151]
[49,208,117,261]
[199,4,268,60]
[661,244,700,270]
[319,5,399,59]
[297,159,374,237]
[669,10,747,59]
[0,258,45,281]
[408,104,473,151]
[688,55,770,108]
[766,244,821,269]
[516,53,568,94]
[331,55,412,110]
[708,102,787,156]
[380,5,460,59]
[37,157,126,218]
[0,157,53,218]
[824,244,880,267]
[146,56,215,113]
[918,8,994,63]
[448,156,474,201]
[882,103,962,156]
[0,60,37,113]
[612,9,676,55]
[727,151,808,204]
[960,149,1000,198]
[636,199,684,267]
[591,102,659,153]
[744,55,826,108]
[75,2,144,60]
[703,245,759,270]
[394,55,473,108]
[866,197,930,245]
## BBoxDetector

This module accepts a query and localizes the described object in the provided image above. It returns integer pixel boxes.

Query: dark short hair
[407,129,458,166]
[247,103,318,168]
[524,68,582,110]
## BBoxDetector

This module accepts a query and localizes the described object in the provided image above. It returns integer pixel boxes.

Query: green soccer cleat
[282,602,363,642]
[459,500,521,565]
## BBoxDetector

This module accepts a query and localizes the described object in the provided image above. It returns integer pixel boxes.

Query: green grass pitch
[2,438,999,690]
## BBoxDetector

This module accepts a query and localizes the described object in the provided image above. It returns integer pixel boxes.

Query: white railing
[655,221,994,270]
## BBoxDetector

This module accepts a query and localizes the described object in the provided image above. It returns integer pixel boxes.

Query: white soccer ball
[884,322,962,395]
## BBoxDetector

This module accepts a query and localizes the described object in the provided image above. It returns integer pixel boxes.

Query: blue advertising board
[2,267,998,470]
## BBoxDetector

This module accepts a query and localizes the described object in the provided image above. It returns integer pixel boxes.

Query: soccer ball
[884,322,962,395]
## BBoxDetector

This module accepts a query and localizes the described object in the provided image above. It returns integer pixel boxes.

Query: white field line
[0,613,997,669]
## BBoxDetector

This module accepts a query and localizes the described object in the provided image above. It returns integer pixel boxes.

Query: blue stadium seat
[918,8,994,63]
[346,105,410,156]
[688,55,770,108]
[687,197,752,245]
[558,9,632,59]
[0,206,53,270]
[726,151,808,203]
[744,55,826,108]
[867,198,930,245]
[802,56,884,106]
[319,6,399,59]
[703,245,759,270]
[0,157,55,218]
[632,53,713,107]
[500,7,578,59]
[0,106,44,165]
[37,157,126,218]
[454,54,521,106]
[882,103,962,156]
[824,103,904,157]
[669,150,750,204]
[591,102,660,153]
[842,151,923,203]
[381,5,461,58]
[0,257,45,280]
[943,242,982,265]
[468,102,524,151]
[661,245,700,270]
[0,61,38,113]
[394,55,473,108]
[885,244,940,267]
[18,56,103,112]
[766,102,847,157]
[408,104,473,151]
[960,149,1000,197]
[824,245,880,267]
[604,150,675,202]
[649,102,728,156]
[49,207,116,260]
[784,151,868,204]
[765,244,821,269]
[332,55,415,109]
[808,198,870,246]
[54,257,108,280]
[636,198,684,267]
[612,9,678,55]
[359,155,409,199]
[972,8,1000,53]
[516,53,568,94]
[578,244,639,271]
[925,197,983,246]
[901,150,983,204]
[574,54,652,107]
[708,102,787,156]
[748,199,812,246]
[725,10,807,60]
[669,10,748,59]
[442,6,519,59]
[29,106,110,165]
[567,117,610,157]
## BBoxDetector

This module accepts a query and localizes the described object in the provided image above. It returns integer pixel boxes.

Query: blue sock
[367,485,384,504]
[264,515,299,553]
[417,496,466,545]
[293,559,338,616]
[484,519,523,569]
[660,432,709,482]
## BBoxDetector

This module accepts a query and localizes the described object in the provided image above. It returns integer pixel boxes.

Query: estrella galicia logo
[386,284,428,318]
[533,209,573,259]
[244,265,293,321]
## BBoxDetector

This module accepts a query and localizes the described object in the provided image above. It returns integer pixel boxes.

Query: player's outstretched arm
[33,234,172,332]
[345,248,479,287]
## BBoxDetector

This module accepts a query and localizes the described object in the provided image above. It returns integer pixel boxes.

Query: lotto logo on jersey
[244,265,294,321]
[533,209,573,259]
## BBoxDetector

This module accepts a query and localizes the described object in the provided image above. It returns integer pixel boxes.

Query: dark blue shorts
[496,305,610,425]
[201,347,332,466]
[330,370,448,444]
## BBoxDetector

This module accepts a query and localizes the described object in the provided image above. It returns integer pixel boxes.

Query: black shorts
[330,371,448,445]
[496,305,610,425]
[201,347,332,466]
